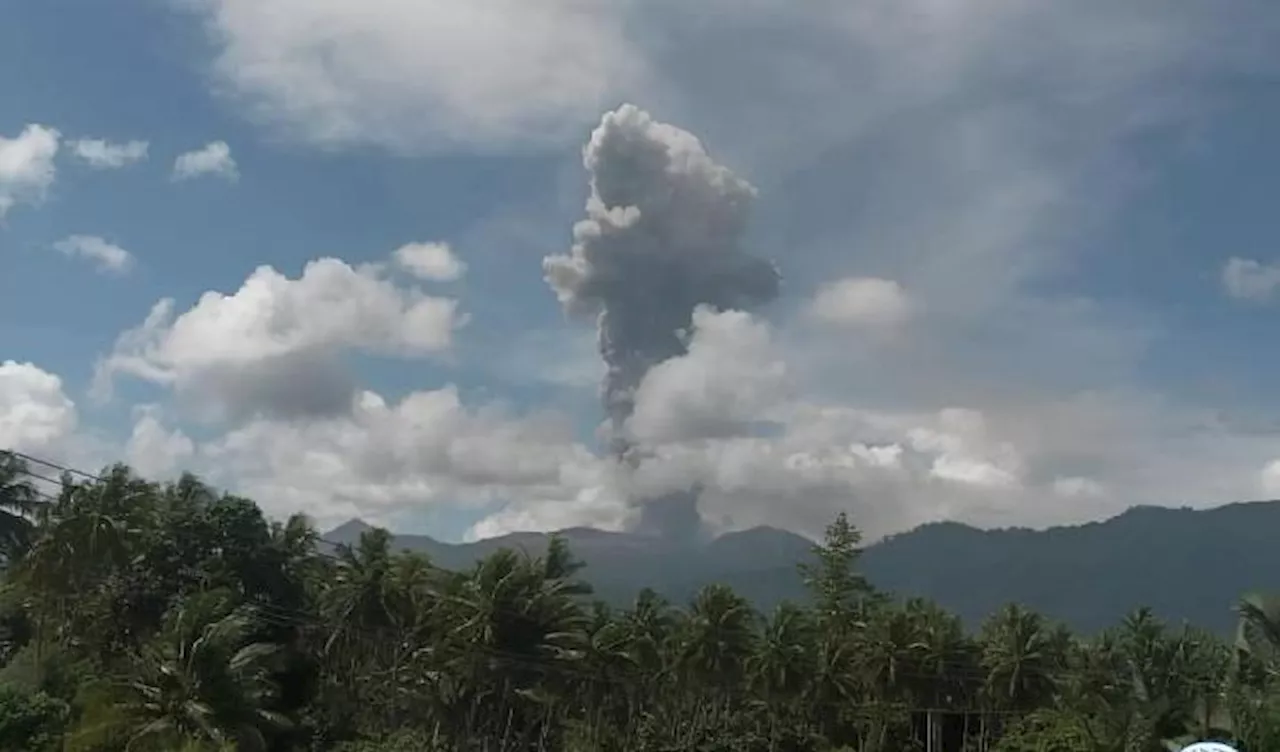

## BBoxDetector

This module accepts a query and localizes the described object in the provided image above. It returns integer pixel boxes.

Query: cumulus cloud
[592,306,1034,538]
[1261,459,1280,498]
[0,124,59,218]
[607,345,1280,542]
[125,406,195,479]
[617,407,1023,542]
[0,356,615,534]
[393,241,466,282]
[172,141,238,182]
[1223,257,1280,302]
[187,0,644,152]
[53,235,135,275]
[161,349,1234,541]
[627,307,786,445]
[0,361,77,454]
[94,258,464,422]
[807,277,912,330]
[199,386,620,531]
[68,138,149,169]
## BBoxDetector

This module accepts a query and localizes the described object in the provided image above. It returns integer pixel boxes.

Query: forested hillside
[332,498,1280,637]
[2,451,1280,751]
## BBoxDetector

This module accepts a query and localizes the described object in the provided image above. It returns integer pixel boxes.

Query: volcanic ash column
[543,104,781,543]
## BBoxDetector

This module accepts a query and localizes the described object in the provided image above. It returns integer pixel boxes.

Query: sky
[6,0,1280,544]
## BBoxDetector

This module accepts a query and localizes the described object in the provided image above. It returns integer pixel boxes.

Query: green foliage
[330,729,449,751]
[0,683,68,751]
[1,450,1279,751]
[991,710,1093,752]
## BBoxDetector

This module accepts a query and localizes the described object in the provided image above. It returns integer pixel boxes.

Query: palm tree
[16,468,151,658]
[621,588,677,678]
[1236,592,1280,677]
[434,545,590,746]
[0,453,44,561]
[314,527,420,737]
[68,596,289,751]
[22,465,146,592]
[751,602,815,704]
[980,604,1062,713]
[678,584,758,692]
[750,601,817,744]
[804,611,863,747]
[904,598,977,709]
[1226,592,1280,748]
[324,528,398,655]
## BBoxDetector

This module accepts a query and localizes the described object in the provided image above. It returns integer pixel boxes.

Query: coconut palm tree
[0,453,44,562]
[1236,592,1280,676]
[980,604,1063,713]
[678,583,758,693]
[68,596,289,751]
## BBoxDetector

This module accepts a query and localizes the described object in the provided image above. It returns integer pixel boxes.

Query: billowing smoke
[544,104,780,542]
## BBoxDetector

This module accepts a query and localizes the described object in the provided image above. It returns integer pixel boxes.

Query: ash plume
[544,104,780,542]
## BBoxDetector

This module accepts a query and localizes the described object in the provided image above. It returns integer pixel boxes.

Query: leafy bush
[0,683,69,751]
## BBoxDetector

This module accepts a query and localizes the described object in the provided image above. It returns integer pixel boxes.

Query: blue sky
[5,0,1280,542]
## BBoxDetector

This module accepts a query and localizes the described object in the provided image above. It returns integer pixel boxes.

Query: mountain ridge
[326,499,1280,636]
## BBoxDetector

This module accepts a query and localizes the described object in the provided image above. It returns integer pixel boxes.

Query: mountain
[325,499,1280,635]
[322,519,809,608]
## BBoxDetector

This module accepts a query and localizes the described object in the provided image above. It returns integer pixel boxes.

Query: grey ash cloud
[544,104,780,541]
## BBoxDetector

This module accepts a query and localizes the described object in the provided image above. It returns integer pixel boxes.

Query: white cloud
[0,361,77,454]
[125,406,194,479]
[451,284,1277,542]
[393,241,467,282]
[1223,257,1280,302]
[181,0,1266,164]
[627,307,787,444]
[198,386,619,531]
[68,138,149,169]
[172,141,238,182]
[188,0,644,153]
[23,340,1280,544]
[1053,476,1105,499]
[600,382,1280,543]
[0,124,59,218]
[95,258,465,422]
[807,277,912,330]
[1,358,617,534]
[585,312,1042,538]
[1261,459,1280,498]
[53,235,136,275]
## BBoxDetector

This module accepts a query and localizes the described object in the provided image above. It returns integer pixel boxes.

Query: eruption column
[544,105,780,542]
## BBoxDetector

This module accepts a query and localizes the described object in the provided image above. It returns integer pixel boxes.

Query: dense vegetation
[0,451,1277,751]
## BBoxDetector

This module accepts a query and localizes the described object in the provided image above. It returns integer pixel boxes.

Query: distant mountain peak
[330,519,371,532]
[325,518,375,544]
[710,525,812,547]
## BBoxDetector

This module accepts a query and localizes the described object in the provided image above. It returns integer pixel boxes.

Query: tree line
[0,450,1277,751]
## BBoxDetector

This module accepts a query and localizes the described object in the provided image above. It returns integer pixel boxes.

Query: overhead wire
[3,447,104,482]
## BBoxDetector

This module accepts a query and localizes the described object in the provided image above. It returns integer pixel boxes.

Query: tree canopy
[0,451,1273,751]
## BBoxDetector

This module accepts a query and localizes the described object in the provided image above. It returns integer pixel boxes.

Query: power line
[1,448,104,483]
